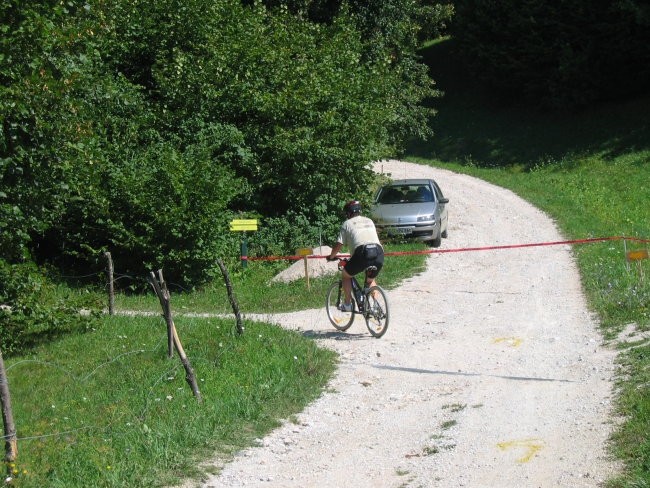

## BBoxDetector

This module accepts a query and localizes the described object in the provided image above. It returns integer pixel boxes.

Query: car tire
[441,227,448,239]
[430,223,442,248]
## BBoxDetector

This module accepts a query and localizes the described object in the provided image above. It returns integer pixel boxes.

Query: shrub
[0,260,101,356]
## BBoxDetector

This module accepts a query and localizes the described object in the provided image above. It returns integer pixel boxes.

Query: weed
[441,420,457,430]
[442,403,466,413]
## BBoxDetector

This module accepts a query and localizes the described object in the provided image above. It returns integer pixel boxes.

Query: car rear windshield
[377,185,434,204]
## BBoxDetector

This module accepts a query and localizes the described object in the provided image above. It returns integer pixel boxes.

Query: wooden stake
[148,271,202,402]
[149,271,174,358]
[216,259,244,335]
[0,349,17,465]
[104,251,114,315]
[303,256,310,290]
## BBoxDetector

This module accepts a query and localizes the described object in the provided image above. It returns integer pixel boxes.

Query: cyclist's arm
[327,242,343,261]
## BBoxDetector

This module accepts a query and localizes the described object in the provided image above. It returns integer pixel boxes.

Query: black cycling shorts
[345,244,384,278]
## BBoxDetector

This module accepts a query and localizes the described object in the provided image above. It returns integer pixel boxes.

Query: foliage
[411,37,650,167]
[250,211,339,259]
[1,0,440,289]
[0,260,101,355]
[246,0,455,50]
[34,125,249,287]
[103,0,438,221]
[452,0,650,109]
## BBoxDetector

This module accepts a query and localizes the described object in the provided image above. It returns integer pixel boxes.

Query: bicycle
[325,258,390,338]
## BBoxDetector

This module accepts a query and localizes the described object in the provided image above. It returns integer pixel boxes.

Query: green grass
[6,315,336,487]
[406,36,650,487]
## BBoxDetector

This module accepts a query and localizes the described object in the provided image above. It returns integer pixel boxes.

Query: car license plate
[388,227,413,235]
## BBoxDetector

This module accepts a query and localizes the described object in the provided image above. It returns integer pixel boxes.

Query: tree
[2,0,441,287]
[452,0,650,108]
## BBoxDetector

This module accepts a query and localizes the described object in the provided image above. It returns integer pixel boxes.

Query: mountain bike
[325,258,389,338]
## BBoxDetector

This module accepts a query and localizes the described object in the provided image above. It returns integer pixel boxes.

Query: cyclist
[326,200,384,311]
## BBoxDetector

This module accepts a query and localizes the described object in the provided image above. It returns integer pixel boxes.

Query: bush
[0,260,101,356]
[2,0,440,287]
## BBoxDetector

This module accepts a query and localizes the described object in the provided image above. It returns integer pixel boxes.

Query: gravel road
[192,160,619,487]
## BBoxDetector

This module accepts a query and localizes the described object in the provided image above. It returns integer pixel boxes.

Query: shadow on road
[374,364,575,383]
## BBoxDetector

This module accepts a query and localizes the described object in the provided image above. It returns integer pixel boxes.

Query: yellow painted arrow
[493,336,523,348]
[497,438,544,463]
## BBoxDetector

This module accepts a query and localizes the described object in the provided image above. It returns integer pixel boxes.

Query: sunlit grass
[6,315,336,487]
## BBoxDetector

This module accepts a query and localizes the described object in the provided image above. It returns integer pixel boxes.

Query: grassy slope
[407,37,650,487]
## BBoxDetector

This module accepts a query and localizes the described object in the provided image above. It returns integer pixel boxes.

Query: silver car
[370,178,449,247]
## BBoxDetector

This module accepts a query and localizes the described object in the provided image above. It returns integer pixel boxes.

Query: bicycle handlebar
[326,256,348,270]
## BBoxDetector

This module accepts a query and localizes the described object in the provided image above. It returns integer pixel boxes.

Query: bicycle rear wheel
[364,286,389,338]
[326,281,355,331]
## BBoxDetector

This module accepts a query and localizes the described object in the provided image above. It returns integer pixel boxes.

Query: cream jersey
[337,215,382,253]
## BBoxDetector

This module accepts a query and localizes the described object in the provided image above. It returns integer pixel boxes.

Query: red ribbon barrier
[246,236,649,262]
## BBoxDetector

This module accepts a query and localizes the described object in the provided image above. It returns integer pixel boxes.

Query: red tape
[246,236,649,262]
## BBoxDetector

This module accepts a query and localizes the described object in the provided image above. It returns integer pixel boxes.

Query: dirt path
[193,160,619,487]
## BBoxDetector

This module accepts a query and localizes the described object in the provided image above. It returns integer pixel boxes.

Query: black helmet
[343,200,362,217]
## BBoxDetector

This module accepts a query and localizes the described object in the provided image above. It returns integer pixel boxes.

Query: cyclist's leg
[364,285,389,338]
[340,269,353,305]
[364,248,384,289]
[344,246,366,302]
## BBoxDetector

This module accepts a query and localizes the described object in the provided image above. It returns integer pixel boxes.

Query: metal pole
[241,233,248,269]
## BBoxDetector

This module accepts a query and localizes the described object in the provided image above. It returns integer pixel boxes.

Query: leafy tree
[452,0,650,108]
[2,0,440,289]
[1,1,249,285]
[100,0,440,227]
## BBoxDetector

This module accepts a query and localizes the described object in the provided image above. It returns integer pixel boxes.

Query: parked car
[370,178,449,247]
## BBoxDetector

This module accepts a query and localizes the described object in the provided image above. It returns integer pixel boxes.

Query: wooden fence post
[0,348,17,467]
[104,251,115,315]
[148,270,202,402]
[148,271,174,358]
[216,258,244,335]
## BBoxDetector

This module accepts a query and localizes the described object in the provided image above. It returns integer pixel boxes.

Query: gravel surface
[191,160,619,488]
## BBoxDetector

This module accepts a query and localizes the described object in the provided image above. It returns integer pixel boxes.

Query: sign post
[230,219,258,268]
[296,247,313,289]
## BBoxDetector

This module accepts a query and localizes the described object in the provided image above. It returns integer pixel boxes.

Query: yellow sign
[627,249,649,261]
[296,247,312,257]
[230,219,258,231]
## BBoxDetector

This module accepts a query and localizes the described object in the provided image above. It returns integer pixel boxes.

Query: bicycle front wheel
[326,281,355,331]
[364,286,389,338]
